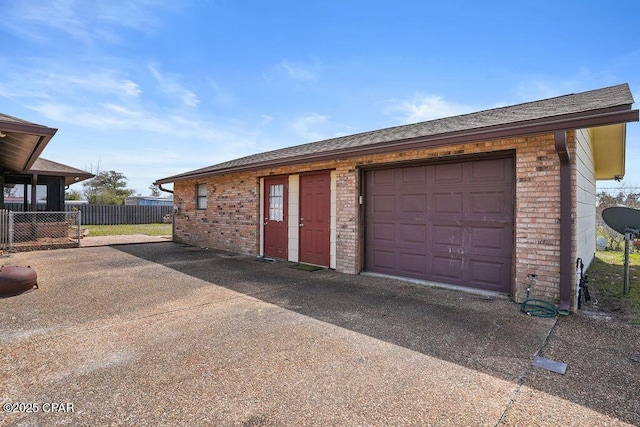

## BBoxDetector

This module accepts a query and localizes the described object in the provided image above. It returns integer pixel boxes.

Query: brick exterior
[173,132,581,306]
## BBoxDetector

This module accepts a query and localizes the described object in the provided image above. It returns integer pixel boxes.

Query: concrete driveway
[1,242,638,426]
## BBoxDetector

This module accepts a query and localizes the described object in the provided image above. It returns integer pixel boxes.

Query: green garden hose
[520,298,558,318]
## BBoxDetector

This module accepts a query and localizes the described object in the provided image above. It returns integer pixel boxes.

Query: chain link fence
[1,211,82,251]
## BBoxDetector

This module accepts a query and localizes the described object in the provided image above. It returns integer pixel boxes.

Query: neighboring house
[0,113,93,211]
[125,196,174,206]
[155,84,639,312]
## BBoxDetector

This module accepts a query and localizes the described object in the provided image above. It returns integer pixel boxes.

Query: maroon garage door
[365,156,514,293]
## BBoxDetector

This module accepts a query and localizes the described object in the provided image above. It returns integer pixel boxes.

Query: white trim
[259,177,264,257]
[288,175,300,262]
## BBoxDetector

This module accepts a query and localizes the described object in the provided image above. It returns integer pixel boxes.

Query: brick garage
[158,84,638,311]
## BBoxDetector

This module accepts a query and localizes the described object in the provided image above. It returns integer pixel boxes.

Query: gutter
[554,131,572,314]
[156,183,173,194]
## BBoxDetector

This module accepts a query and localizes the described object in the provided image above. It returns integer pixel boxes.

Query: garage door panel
[470,158,511,182]
[468,258,510,291]
[401,166,427,184]
[400,194,427,214]
[434,162,464,184]
[432,255,464,283]
[399,223,427,245]
[399,252,428,276]
[432,224,464,249]
[433,192,464,215]
[370,249,396,272]
[468,224,511,254]
[371,169,395,185]
[372,195,395,214]
[370,222,395,243]
[366,156,513,293]
[469,191,511,216]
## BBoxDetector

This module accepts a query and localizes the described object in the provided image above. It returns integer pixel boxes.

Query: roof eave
[155,107,639,184]
[593,123,628,180]
[21,134,54,172]
[0,121,58,173]
[0,121,58,137]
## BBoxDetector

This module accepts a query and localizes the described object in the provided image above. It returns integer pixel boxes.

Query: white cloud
[0,66,141,100]
[289,113,329,141]
[513,68,598,102]
[207,79,234,106]
[0,0,174,45]
[275,59,319,82]
[384,94,475,124]
[148,64,199,108]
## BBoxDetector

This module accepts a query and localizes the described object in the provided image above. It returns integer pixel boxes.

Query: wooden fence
[66,205,173,225]
[4,203,173,225]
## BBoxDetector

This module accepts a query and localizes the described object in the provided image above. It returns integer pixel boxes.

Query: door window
[268,184,284,221]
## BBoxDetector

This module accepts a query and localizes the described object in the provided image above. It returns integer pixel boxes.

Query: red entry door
[299,172,331,266]
[264,176,288,259]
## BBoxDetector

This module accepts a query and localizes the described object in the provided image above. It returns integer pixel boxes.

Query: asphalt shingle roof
[28,158,94,185]
[158,84,635,183]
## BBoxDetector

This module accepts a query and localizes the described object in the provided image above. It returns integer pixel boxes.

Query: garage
[365,155,514,293]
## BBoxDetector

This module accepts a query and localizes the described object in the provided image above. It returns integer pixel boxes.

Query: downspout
[155,183,175,242]
[554,131,572,314]
[157,184,173,194]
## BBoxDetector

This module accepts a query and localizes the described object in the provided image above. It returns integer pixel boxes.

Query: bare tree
[149,184,161,197]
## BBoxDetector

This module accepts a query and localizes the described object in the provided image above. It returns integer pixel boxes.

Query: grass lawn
[587,250,640,324]
[84,223,172,237]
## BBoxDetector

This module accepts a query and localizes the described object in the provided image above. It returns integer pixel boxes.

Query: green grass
[588,251,640,324]
[84,223,172,237]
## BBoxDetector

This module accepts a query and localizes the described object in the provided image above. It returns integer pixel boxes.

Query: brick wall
[173,132,578,305]
[173,172,260,254]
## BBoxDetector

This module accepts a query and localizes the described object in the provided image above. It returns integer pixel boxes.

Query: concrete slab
[0,242,637,426]
[80,234,172,247]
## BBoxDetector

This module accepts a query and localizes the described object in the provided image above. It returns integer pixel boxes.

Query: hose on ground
[520,298,558,318]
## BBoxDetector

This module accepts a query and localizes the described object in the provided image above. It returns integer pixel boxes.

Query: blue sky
[0,1,638,195]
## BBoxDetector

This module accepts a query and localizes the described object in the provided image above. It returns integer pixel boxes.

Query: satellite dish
[601,206,640,296]
[601,206,640,237]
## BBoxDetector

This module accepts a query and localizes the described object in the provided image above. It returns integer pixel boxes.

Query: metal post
[8,211,14,251]
[623,232,630,295]
[77,210,82,247]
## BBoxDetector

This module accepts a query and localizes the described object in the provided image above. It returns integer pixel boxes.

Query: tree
[149,184,161,197]
[83,170,135,205]
[65,189,82,201]
[597,183,640,250]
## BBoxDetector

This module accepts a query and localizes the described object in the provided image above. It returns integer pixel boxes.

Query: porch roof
[29,158,94,186]
[0,113,58,173]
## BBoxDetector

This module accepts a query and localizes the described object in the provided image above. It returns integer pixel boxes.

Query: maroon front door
[264,176,288,259]
[299,172,331,266]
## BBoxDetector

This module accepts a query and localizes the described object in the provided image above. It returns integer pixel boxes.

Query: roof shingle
[157,83,635,183]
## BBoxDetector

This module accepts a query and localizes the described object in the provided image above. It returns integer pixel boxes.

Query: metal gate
[0,210,82,251]
[0,209,9,251]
